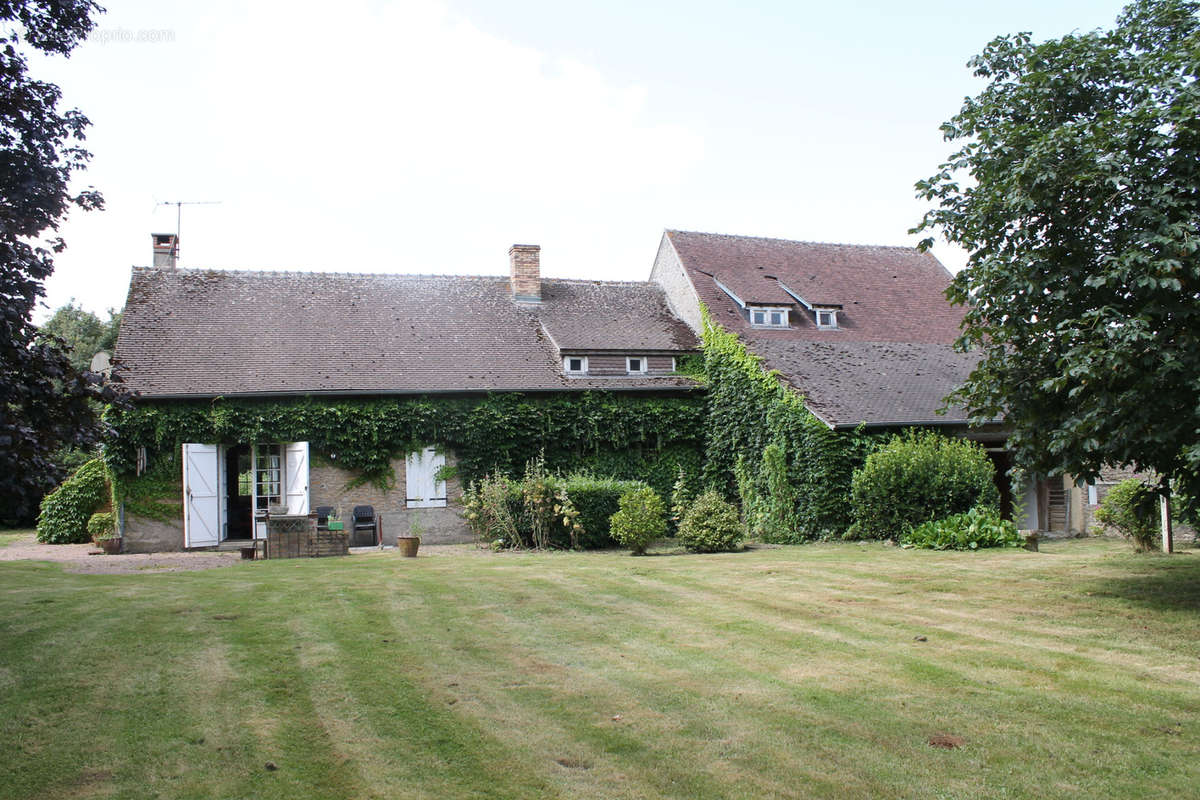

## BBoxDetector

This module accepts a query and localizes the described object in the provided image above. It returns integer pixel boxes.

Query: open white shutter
[406,447,446,508]
[183,443,219,547]
[285,442,310,515]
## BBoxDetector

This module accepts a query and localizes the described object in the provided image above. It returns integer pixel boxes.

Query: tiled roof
[665,230,978,426]
[116,268,698,398]
[536,279,697,352]
[667,230,965,342]
[751,340,979,428]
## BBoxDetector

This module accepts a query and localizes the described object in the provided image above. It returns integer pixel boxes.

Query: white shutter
[406,447,446,508]
[284,442,310,515]
[183,443,220,548]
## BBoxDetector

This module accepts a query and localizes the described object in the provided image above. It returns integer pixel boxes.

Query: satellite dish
[90,351,112,375]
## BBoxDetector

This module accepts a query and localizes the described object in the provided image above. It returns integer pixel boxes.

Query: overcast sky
[32,0,1130,321]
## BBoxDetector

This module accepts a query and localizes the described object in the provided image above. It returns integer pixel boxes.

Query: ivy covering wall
[700,309,883,540]
[106,392,705,507]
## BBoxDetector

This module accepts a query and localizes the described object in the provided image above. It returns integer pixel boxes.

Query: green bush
[670,466,695,533]
[902,507,1022,551]
[610,487,667,555]
[560,474,649,548]
[1095,478,1161,551]
[678,490,745,553]
[463,470,646,550]
[37,458,110,544]
[849,431,999,539]
[87,511,117,541]
[463,473,522,546]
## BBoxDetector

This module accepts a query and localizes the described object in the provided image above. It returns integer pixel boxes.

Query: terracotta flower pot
[397,536,420,558]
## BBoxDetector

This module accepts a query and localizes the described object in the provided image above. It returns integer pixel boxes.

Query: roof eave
[129,384,703,401]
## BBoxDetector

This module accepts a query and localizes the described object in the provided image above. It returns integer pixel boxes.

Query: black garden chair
[351,505,377,547]
[314,506,334,529]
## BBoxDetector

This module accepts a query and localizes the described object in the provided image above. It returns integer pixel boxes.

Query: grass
[0,528,32,548]
[1,539,1198,799]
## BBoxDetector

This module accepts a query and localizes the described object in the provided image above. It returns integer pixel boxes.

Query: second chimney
[152,233,179,268]
[509,244,541,303]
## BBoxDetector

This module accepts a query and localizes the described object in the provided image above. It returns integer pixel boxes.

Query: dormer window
[564,356,587,375]
[626,356,647,374]
[815,308,838,329]
[750,306,789,328]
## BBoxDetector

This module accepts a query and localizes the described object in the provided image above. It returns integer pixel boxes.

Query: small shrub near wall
[610,487,667,555]
[1095,478,1162,551]
[37,458,110,544]
[902,507,1022,551]
[678,491,745,553]
[562,475,649,548]
[87,511,116,541]
[463,470,649,550]
[849,430,999,540]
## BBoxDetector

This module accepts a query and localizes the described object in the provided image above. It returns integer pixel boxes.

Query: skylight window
[626,356,647,374]
[564,356,587,374]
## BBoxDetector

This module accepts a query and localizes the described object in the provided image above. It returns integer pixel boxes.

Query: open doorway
[225,444,253,540]
[986,449,1014,522]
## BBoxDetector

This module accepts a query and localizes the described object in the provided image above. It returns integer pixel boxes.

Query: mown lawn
[1,538,1198,799]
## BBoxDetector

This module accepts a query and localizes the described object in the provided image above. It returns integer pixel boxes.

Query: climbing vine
[700,308,884,540]
[106,392,705,505]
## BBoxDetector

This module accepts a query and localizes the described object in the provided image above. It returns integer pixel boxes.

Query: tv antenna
[155,199,222,261]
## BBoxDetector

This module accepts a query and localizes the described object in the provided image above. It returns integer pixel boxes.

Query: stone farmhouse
[112,229,1090,552]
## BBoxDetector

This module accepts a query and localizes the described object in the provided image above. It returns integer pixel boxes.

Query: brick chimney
[509,244,541,303]
[152,233,179,268]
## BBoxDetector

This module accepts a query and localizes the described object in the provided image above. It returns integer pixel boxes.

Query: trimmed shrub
[464,471,648,550]
[903,507,1022,551]
[1095,478,1161,551]
[610,487,667,555]
[87,511,117,541]
[37,458,110,544]
[849,431,999,539]
[559,474,649,548]
[678,491,745,553]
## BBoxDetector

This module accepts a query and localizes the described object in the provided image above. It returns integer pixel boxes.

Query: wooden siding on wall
[567,353,678,377]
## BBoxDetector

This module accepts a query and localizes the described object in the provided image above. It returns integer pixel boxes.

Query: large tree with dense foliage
[0,0,118,526]
[913,0,1200,509]
[37,301,120,372]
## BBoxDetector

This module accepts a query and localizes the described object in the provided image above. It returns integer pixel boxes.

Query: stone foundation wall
[122,512,184,553]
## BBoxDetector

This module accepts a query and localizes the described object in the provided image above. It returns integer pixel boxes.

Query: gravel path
[0,534,490,574]
[0,532,242,574]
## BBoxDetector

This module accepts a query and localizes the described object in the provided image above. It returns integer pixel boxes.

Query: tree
[913,0,1200,516]
[38,301,121,372]
[0,1,117,526]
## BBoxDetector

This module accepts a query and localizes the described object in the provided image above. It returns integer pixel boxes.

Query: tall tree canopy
[914,0,1200,506]
[37,301,120,372]
[0,0,117,526]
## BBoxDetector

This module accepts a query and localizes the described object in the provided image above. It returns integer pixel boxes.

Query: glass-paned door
[254,443,283,509]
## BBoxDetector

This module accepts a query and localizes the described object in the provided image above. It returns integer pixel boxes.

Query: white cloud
[38,0,704,318]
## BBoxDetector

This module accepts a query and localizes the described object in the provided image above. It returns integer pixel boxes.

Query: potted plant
[87,511,121,554]
[397,517,421,557]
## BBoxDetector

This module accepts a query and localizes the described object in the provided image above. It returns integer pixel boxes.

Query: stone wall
[650,234,704,334]
[310,450,471,545]
[121,447,473,552]
[122,512,184,553]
